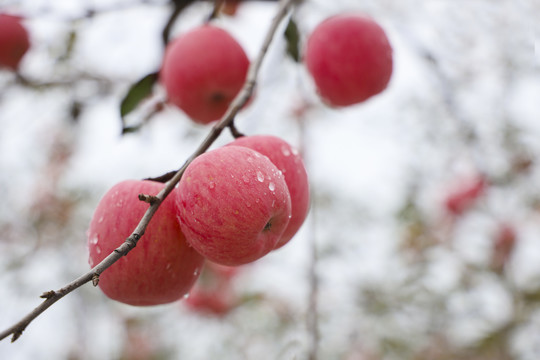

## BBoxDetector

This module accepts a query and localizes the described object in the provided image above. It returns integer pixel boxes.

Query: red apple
[304,14,393,106]
[186,284,237,316]
[87,180,204,306]
[0,14,30,71]
[185,261,240,316]
[229,135,310,248]
[175,146,292,265]
[160,25,249,124]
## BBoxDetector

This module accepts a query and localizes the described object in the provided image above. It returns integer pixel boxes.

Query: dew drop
[166,263,172,270]
[208,181,216,189]
[242,175,250,184]
[89,257,95,267]
[116,199,123,207]
[269,182,275,191]
[194,268,200,276]
[90,236,99,245]
[183,293,190,299]
[98,216,104,224]
[256,171,264,182]
[95,245,102,254]
[291,147,299,156]
[281,145,291,157]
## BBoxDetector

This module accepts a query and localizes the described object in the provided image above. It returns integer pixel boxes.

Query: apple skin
[229,135,310,248]
[175,146,292,266]
[160,25,249,124]
[0,14,30,71]
[185,261,240,316]
[304,14,393,106]
[87,180,204,306]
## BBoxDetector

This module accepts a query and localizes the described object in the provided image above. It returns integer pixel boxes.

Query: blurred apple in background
[0,13,30,71]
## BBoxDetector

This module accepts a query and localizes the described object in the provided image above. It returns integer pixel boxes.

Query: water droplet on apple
[194,268,200,276]
[281,145,291,157]
[291,147,299,156]
[166,263,172,270]
[256,171,264,182]
[242,175,250,184]
[95,245,102,254]
[89,236,99,245]
[183,293,190,299]
[116,199,123,207]
[98,216,104,224]
[89,257,94,267]
[268,182,275,191]
[208,181,216,189]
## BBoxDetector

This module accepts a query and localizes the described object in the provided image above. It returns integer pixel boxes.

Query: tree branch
[0,0,299,343]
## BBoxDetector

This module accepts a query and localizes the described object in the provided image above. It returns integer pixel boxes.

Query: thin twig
[0,0,299,343]
[296,99,320,360]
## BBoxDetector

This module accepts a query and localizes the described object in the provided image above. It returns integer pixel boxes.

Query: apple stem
[0,0,301,344]
[228,122,245,138]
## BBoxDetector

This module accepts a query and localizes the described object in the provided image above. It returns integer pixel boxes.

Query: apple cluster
[87,135,310,306]
[159,14,393,124]
[87,11,392,306]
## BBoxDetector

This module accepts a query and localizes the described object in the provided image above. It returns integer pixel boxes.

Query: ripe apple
[0,14,30,71]
[87,180,204,306]
[229,135,310,248]
[175,146,292,266]
[160,25,249,124]
[304,14,393,106]
[185,261,240,316]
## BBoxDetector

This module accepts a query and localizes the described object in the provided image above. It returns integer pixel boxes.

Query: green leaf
[120,72,158,119]
[284,17,300,62]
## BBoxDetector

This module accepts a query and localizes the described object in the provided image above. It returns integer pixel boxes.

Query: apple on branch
[175,146,292,266]
[160,24,249,124]
[229,135,310,248]
[304,14,393,107]
[87,180,204,306]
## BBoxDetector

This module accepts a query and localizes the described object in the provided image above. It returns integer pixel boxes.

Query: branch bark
[0,0,299,343]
